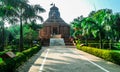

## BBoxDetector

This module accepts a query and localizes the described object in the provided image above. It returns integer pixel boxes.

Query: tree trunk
[85,36,88,46]
[0,22,4,51]
[109,39,112,50]
[19,16,23,52]
[99,32,102,49]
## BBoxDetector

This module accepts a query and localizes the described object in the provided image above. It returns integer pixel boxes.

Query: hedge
[0,45,41,72]
[76,44,120,65]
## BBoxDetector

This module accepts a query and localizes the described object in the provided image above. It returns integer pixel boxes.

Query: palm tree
[103,12,120,49]
[23,4,45,23]
[0,0,17,51]
[0,0,27,51]
[80,9,113,48]
[20,4,45,51]
[2,0,45,51]
[114,13,120,41]
[91,9,113,48]
[81,17,96,46]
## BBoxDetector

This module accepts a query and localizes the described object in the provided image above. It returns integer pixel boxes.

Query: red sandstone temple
[39,4,70,39]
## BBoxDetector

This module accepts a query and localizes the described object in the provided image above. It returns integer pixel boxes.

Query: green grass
[112,50,120,53]
[0,58,3,63]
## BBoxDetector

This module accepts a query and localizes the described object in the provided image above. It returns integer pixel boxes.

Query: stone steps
[42,38,74,46]
[50,38,65,46]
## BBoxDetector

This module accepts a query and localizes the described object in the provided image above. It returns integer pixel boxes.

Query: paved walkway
[17,46,120,72]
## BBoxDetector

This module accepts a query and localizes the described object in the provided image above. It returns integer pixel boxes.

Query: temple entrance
[53,27,58,34]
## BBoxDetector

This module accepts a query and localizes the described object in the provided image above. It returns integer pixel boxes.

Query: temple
[39,4,70,39]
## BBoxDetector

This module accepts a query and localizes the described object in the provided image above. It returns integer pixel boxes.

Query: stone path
[17,46,120,72]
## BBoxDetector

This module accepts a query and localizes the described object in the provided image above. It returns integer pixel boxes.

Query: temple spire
[50,3,55,6]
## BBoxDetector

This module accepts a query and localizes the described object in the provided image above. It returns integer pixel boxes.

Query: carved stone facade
[39,5,70,39]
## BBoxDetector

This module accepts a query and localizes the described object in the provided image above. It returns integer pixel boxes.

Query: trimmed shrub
[14,52,26,68]
[113,42,120,50]
[4,58,16,72]
[77,44,120,65]
[0,45,41,72]
[0,61,7,72]
[0,50,10,57]
[110,52,120,65]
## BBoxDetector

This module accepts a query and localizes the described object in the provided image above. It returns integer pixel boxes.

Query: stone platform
[50,38,65,46]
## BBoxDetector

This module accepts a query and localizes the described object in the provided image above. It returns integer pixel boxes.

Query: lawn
[112,50,120,53]
[0,58,3,63]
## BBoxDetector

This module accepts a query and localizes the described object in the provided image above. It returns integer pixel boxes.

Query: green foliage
[0,58,3,63]
[4,58,16,72]
[0,50,10,57]
[0,45,41,72]
[5,45,18,52]
[110,52,120,64]
[70,16,83,38]
[71,9,120,49]
[77,45,120,65]
[0,0,45,51]
[7,24,40,48]
[113,42,120,50]
[0,61,7,72]
[23,24,39,42]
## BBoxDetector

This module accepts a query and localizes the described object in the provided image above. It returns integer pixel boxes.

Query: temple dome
[49,4,60,18]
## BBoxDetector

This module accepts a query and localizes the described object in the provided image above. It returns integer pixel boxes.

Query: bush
[113,42,120,50]
[5,45,19,52]
[110,52,120,65]
[0,61,7,72]
[0,45,41,72]
[0,50,10,57]
[77,44,120,65]
[14,52,26,68]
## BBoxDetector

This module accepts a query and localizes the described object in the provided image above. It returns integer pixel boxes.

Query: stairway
[50,38,65,46]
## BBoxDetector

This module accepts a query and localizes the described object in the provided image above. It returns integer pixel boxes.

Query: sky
[29,0,120,24]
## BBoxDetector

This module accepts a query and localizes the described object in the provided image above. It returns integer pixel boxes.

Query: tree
[91,9,113,48]
[88,11,96,17]
[114,13,120,40]
[79,9,113,48]
[103,12,120,49]
[1,0,45,51]
[70,16,83,38]
[81,17,96,46]
[0,0,17,51]
[23,24,39,47]
[23,4,45,23]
